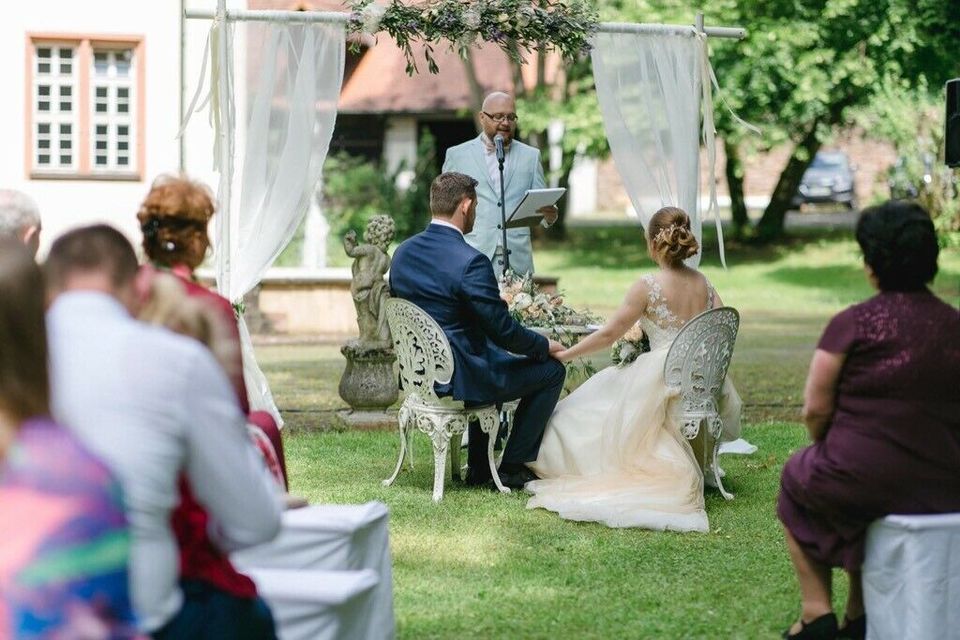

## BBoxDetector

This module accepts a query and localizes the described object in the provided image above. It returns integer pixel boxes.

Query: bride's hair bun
[647,206,699,266]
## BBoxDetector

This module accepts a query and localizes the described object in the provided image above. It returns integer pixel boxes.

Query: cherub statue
[343,215,395,350]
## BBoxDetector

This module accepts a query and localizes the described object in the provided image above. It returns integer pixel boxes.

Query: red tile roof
[248,0,558,114]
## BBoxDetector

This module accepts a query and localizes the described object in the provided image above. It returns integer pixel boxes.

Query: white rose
[462,8,481,30]
[361,2,386,33]
[513,292,533,310]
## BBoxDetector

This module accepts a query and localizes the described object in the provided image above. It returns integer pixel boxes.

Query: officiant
[442,91,559,278]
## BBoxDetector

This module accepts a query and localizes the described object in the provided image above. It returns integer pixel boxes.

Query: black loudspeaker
[947,78,960,168]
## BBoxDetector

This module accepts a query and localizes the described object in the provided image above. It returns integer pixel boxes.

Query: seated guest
[44,225,283,639]
[136,175,288,487]
[0,189,42,256]
[138,271,285,486]
[777,201,960,640]
[0,240,140,638]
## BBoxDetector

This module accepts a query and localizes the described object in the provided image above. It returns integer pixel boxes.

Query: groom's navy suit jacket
[390,223,549,405]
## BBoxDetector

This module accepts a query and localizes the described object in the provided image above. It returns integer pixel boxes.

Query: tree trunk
[756,120,823,240]
[723,138,749,238]
[460,50,484,133]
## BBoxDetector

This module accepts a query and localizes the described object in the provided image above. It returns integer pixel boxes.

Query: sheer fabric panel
[591,32,703,265]
[212,21,345,422]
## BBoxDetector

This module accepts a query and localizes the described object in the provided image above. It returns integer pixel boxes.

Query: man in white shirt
[44,224,283,638]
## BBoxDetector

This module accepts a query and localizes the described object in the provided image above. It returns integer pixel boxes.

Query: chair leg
[477,412,510,495]
[710,437,734,500]
[431,433,449,503]
[382,411,409,487]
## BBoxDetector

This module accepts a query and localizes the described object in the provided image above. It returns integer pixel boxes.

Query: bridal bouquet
[611,323,650,367]
[498,272,597,331]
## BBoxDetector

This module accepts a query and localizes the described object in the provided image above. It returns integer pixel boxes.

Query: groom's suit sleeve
[460,253,549,361]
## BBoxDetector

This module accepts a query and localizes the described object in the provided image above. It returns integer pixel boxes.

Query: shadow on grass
[534,225,856,270]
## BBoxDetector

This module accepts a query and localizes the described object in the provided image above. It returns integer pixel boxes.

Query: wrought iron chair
[382,298,510,501]
[663,306,740,500]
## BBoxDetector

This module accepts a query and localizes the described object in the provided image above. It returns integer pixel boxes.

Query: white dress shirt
[46,291,282,633]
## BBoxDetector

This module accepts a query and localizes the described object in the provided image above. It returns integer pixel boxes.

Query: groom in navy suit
[390,172,566,488]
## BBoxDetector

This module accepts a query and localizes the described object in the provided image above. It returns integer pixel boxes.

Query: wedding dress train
[526,275,742,532]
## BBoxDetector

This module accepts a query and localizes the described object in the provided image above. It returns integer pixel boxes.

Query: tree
[705,0,960,240]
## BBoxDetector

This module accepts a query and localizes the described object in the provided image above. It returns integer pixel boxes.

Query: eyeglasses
[482,111,518,123]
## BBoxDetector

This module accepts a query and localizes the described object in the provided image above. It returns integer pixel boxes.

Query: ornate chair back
[384,298,454,406]
[663,306,740,499]
[382,298,508,501]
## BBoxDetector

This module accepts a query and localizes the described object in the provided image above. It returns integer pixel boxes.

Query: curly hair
[363,215,396,251]
[856,200,939,291]
[136,175,215,268]
[647,206,699,267]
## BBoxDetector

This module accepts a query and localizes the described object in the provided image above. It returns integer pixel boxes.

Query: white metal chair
[382,298,510,501]
[663,306,740,500]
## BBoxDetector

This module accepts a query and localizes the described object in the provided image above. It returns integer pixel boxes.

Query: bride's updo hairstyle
[647,206,699,266]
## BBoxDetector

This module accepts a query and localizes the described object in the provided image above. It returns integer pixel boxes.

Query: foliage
[347,0,599,75]
[696,0,960,240]
[610,323,650,367]
[853,79,960,247]
[322,131,437,243]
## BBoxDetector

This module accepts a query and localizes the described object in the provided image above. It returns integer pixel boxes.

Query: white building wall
[0,0,241,255]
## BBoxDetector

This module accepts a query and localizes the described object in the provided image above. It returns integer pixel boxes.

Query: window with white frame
[33,45,78,171]
[91,48,136,172]
[29,38,140,178]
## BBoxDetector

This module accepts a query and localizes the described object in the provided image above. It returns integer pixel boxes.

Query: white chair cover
[246,568,380,640]
[862,512,960,640]
[232,502,394,639]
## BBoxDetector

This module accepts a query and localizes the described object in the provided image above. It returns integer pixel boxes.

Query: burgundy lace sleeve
[817,306,857,354]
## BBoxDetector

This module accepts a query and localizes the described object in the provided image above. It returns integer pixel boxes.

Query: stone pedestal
[338,341,399,425]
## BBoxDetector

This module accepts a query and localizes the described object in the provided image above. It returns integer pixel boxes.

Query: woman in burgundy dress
[778,200,960,640]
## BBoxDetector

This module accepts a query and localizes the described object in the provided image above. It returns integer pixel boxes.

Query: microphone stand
[496,144,511,276]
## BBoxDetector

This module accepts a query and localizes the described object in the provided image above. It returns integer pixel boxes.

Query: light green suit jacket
[442,135,546,277]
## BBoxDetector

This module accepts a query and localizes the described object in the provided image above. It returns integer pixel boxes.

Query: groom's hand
[547,339,565,358]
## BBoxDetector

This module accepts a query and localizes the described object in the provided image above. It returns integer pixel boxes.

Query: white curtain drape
[203,19,345,423]
[592,31,722,267]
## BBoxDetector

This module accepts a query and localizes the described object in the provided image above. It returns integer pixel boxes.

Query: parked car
[792,151,858,210]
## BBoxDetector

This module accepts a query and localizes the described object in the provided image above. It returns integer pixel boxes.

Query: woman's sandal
[836,615,865,640]
[782,612,838,640]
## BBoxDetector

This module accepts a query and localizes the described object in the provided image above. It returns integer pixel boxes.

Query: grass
[258,226,959,639]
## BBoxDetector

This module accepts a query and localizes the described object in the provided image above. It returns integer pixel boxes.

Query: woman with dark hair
[778,201,960,640]
[0,240,140,638]
[525,206,743,531]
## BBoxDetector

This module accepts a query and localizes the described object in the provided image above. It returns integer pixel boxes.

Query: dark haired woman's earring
[163,241,176,252]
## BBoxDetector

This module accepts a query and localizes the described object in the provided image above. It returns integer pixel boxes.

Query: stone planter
[337,342,399,429]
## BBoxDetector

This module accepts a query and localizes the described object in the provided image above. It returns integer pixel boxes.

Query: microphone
[494,134,505,164]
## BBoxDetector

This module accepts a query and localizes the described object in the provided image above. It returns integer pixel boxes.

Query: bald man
[442,92,558,277]
[0,189,41,256]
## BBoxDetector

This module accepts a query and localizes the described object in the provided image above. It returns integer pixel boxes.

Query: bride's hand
[556,349,575,363]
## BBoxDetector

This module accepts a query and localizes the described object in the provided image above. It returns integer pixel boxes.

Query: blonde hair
[138,271,240,383]
[647,206,699,266]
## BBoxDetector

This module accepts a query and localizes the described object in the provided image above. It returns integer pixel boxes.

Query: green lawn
[258,227,959,639]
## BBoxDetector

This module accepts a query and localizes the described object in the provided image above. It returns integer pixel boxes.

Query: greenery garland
[347,0,599,75]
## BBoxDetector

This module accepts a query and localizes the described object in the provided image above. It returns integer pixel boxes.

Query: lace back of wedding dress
[638,274,714,350]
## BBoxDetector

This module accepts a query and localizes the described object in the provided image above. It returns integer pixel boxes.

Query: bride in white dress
[526,207,742,532]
